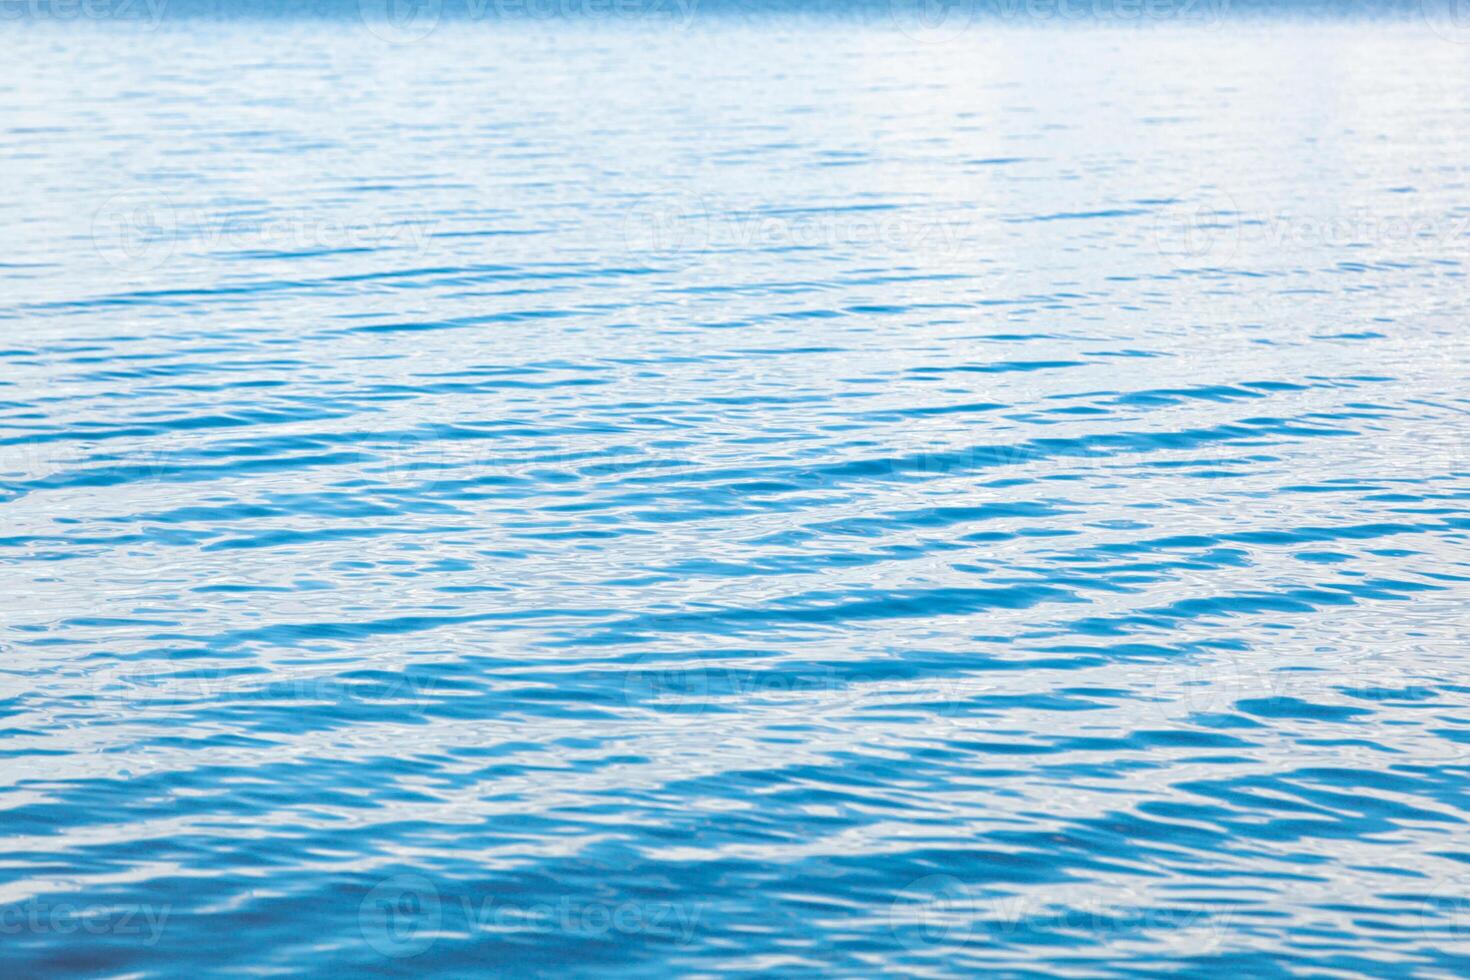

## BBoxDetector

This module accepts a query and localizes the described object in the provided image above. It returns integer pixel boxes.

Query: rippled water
[4,14,1470,976]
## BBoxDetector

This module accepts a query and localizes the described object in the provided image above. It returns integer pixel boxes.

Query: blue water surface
[2,10,1470,977]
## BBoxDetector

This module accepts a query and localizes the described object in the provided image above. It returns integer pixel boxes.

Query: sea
[2,7,1470,976]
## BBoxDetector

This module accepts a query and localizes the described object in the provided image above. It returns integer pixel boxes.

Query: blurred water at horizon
[2,14,1470,977]
[5,0,1470,31]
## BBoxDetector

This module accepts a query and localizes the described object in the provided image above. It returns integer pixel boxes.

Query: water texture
[2,15,1470,977]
